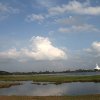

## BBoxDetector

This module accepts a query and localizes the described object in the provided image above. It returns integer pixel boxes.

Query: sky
[0,0,100,72]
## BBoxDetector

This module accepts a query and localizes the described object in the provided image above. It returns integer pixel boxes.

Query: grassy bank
[0,95,100,100]
[0,75,100,83]
[0,82,21,88]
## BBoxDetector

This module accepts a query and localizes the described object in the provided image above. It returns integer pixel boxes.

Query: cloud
[72,41,100,68]
[26,14,44,23]
[0,48,20,59]
[56,15,100,34]
[0,36,66,60]
[1,39,100,71]
[85,41,100,57]
[58,24,100,33]
[55,16,87,26]
[48,0,100,15]
[0,3,19,14]
[58,27,70,33]
[35,0,54,8]
[0,2,19,20]
[55,16,78,25]
[30,36,66,60]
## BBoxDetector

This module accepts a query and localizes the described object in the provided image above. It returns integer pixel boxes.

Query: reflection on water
[0,81,100,96]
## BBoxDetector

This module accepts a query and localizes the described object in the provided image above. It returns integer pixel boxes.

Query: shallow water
[0,81,100,96]
[40,71,100,76]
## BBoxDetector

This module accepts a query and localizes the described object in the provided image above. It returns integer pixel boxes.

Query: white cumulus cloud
[85,41,100,57]
[0,36,67,60]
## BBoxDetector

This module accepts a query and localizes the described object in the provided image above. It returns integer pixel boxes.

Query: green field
[0,75,100,83]
[0,95,100,100]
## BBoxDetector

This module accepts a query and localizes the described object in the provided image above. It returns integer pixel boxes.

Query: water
[0,81,100,96]
[63,71,100,76]
[40,71,100,76]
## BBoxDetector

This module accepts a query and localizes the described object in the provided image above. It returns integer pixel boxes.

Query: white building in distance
[94,64,100,70]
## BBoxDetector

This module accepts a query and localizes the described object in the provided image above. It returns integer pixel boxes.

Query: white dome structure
[94,64,100,70]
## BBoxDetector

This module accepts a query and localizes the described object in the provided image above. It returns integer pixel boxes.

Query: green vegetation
[0,82,21,88]
[0,70,99,75]
[0,75,34,81]
[0,95,100,100]
[0,75,100,83]
[31,75,100,83]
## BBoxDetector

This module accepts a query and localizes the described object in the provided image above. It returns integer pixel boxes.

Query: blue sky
[0,0,100,71]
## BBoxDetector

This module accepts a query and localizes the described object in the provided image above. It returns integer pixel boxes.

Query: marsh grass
[0,75,100,84]
[31,75,100,84]
[0,82,22,88]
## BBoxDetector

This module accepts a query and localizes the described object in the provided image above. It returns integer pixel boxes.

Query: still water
[0,81,100,96]
[40,71,100,76]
